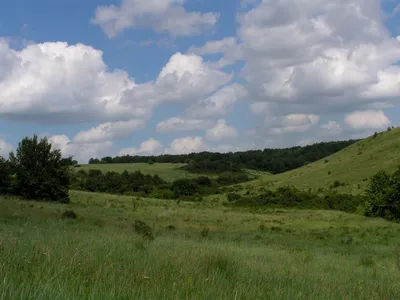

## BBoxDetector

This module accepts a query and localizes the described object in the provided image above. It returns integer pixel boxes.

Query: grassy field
[1,190,400,299]
[76,163,204,182]
[241,127,400,194]
[76,163,268,182]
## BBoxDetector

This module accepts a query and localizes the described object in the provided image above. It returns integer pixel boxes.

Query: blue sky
[0,0,399,162]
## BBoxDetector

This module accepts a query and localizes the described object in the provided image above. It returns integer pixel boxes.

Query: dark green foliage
[201,228,210,238]
[166,225,176,231]
[364,168,400,221]
[6,135,71,203]
[227,186,362,213]
[330,180,345,188]
[227,193,242,202]
[0,157,13,194]
[62,210,77,219]
[89,140,358,175]
[216,173,249,185]
[171,179,199,197]
[71,169,222,202]
[134,220,154,241]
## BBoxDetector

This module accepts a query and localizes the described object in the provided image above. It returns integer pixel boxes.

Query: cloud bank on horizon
[0,0,399,162]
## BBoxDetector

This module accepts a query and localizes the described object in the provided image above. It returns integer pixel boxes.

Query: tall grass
[1,191,400,299]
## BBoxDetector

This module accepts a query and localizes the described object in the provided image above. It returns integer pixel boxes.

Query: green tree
[9,135,71,203]
[0,156,13,194]
[364,168,400,221]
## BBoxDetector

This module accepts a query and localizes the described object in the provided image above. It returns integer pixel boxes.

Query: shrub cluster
[364,168,400,221]
[0,135,71,203]
[227,186,363,213]
[71,169,244,201]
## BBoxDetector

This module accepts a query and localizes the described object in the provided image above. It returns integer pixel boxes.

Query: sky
[0,0,399,162]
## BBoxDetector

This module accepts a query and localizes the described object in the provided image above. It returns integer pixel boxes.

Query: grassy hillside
[76,163,204,181]
[1,190,400,299]
[241,127,400,194]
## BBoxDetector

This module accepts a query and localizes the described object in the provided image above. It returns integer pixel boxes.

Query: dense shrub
[364,168,400,221]
[227,186,362,213]
[70,168,221,202]
[227,193,242,202]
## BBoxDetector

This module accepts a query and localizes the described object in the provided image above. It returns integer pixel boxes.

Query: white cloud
[238,0,400,116]
[118,138,164,156]
[188,83,247,118]
[49,135,113,163]
[297,139,318,147]
[321,121,342,135]
[0,41,231,124]
[119,136,207,156]
[344,110,390,130]
[269,114,320,135]
[73,119,145,144]
[250,102,270,116]
[188,37,243,68]
[92,0,219,38]
[205,119,238,141]
[0,138,12,158]
[156,52,232,104]
[156,117,213,133]
[166,136,206,154]
[0,40,152,123]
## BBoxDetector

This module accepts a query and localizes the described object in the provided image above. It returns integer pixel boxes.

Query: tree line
[89,140,358,174]
[70,169,250,202]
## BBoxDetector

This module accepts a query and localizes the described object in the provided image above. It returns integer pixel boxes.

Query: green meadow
[1,190,400,299]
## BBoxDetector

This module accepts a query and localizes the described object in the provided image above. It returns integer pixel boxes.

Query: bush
[8,135,71,203]
[364,168,400,221]
[226,186,361,213]
[227,193,242,202]
[134,220,154,241]
[62,210,77,219]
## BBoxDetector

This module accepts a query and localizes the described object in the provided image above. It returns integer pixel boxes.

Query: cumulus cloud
[237,0,400,116]
[119,136,207,156]
[118,138,164,156]
[156,117,213,133]
[188,37,243,67]
[92,0,219,38]
[156,52,232,104]
[0,138,13,158]
[269,114,320,135]
[187,83,247,118]
[166,136,206,154]
[73,119,145,144]
[0,40,231,124]
[49,135,113,163]
[0,40,152,123]
[344,110,390,130]
[321,121,343,135]
[205,119,238,141]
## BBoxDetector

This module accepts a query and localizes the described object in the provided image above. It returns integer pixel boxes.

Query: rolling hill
[241,127,400,194]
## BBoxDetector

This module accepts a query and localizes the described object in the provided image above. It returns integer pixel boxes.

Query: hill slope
[242,127,400,194]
